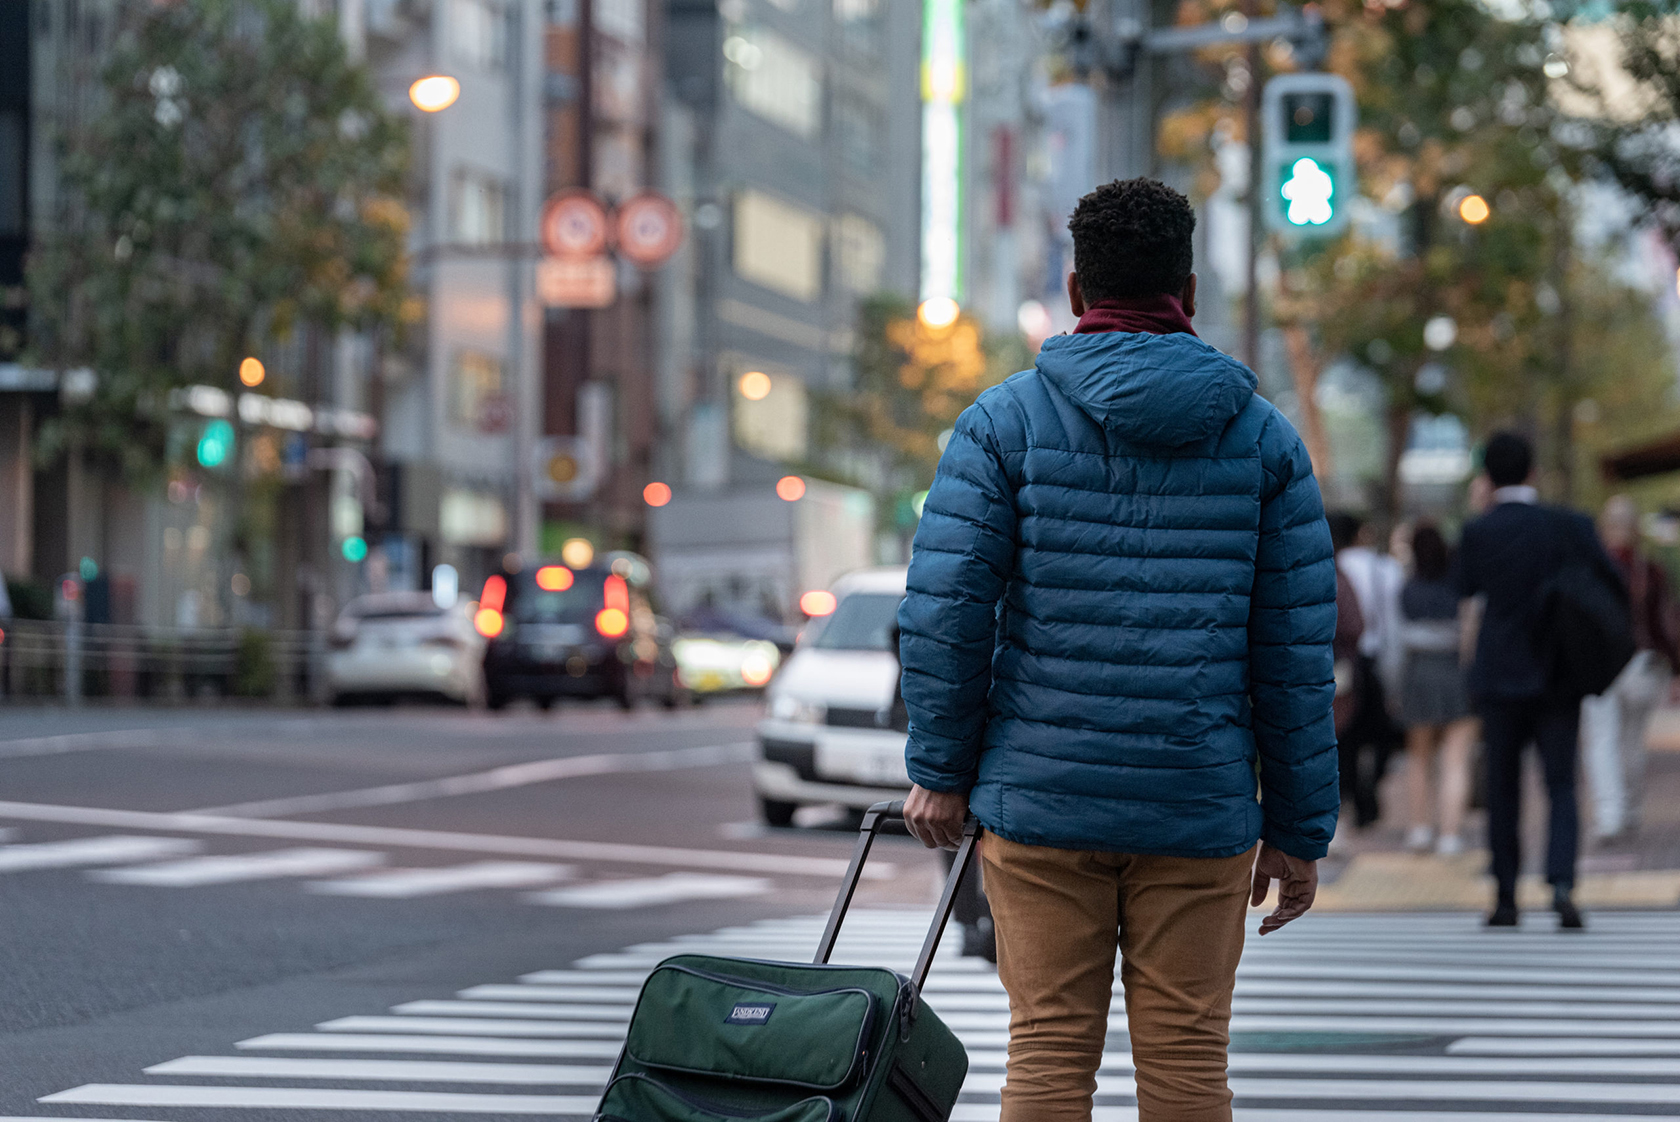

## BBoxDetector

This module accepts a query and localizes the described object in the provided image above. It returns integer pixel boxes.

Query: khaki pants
[980,832,1255,1122]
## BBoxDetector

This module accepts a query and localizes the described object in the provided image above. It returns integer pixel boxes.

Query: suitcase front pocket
[626,964,878,1090]
[597,1073,839,1122]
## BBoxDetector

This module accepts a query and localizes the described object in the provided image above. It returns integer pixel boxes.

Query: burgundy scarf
[1074,293,1197,338]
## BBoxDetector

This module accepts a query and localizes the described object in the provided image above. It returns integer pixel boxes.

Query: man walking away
[897,177,1340,1122]
[1456,431,1612,929]
[1582,494,1678,841]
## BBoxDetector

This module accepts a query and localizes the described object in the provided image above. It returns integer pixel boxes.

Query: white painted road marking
[316,1016,626,1038]
[0,835,201,872]
[236,1033,626,1058]
[308,861,571,897]
[190,742,755,818]
[39,1087,600,1113]
[91,847,384,887]
[390,1000,632,1021]
[526,872,771,908]
[0,800,886,878]
[144,1055,612,1085]
[456,984,637,1003]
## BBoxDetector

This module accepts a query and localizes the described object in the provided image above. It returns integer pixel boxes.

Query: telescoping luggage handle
[813,799,980,992]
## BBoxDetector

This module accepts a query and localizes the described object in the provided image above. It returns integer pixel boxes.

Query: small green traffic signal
[196,419,235,468]
[342,536,369,563]
[1263,74,1356,239]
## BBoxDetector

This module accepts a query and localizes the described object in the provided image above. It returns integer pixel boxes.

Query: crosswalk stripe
[526,873,771,908]
[318,1016,626,1038]
[309,861,571,897]
[391,1000,632,1020]
[144,1055,613,1085]
[236,1033,626,1058]
[1449,1037,1680,1055]
[0,835,201,871]
[38,1086,601,1113]
[457,984,638,1003]
[91,847,384,886]
[518,970,652,985]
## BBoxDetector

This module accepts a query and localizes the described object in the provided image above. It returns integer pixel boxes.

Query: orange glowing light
[776,475,806,502]
[595,607,630,638]
[1458,194,1490,224]
[738,371,772,401]
[740,651,774,686]
[800,589,837,617]
[479,574,507,612]
[238,357,265,387]
[643,481,673,507]
[535,565,574,591]
[409,75,461,113]
[474,607,505,638]
[604,573,630,613]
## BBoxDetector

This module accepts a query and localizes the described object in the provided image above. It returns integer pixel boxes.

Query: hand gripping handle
[813,800,981,992]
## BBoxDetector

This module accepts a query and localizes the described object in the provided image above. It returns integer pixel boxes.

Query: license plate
[854,748,908,785]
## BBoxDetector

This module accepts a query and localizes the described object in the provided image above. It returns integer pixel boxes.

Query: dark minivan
[475,556,682,710]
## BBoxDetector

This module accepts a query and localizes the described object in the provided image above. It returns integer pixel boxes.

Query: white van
[754,567,910,825]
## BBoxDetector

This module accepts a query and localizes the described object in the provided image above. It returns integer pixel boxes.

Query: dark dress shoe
[1486,901,1519,927]
[1556,897,1586,930]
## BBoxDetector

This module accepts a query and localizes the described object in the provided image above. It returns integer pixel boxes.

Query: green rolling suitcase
[595,801,977,1122]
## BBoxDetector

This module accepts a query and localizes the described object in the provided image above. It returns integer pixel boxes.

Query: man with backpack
[896,178,1339,1122]
[1455,430,1628,930]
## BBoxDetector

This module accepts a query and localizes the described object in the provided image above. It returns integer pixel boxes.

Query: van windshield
[812,592,902,651]
[511,570,607,624]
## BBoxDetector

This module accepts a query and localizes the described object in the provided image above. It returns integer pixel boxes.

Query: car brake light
[535,565,573,591]
[799,589,837,617]
[475,607,505,638]
[595,607,629,638]
[480,574,507,612]
[604,574,629,612]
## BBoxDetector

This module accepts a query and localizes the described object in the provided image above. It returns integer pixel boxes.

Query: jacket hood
[1035,331,1257,448]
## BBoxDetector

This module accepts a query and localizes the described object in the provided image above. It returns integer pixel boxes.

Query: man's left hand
[903,784,968,850]
[1251,842,1319,935]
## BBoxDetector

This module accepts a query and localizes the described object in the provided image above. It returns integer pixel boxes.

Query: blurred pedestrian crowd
[1330,430,1677,927]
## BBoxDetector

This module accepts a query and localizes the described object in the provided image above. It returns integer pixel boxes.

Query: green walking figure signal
[1262,73,1356,239]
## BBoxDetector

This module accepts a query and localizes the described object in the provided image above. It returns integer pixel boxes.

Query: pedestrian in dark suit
[1455,431,1609,929]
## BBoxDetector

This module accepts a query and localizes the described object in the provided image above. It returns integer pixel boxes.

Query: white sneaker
[1435,833,1464,857]
[1404,825,1434,852]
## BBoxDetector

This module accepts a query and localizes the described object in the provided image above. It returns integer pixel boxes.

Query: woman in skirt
[1398,523,1479,856]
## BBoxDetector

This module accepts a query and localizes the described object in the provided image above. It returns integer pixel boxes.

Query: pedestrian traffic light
[1262,74,1356,239]
[196,419,235,468]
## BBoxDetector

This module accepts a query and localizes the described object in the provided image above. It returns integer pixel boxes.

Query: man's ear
[1067,271,1086,317]
[1181,273,1198,320]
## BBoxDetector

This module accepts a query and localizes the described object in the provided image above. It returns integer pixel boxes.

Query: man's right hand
[903,784,968,850]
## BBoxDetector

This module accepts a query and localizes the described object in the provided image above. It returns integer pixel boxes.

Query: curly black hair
[1067,178,1196,301]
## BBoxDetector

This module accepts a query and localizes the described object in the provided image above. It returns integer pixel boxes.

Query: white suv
[754,567,909,826]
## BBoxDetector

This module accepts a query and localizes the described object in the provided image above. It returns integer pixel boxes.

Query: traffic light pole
[1242,0,1263,375]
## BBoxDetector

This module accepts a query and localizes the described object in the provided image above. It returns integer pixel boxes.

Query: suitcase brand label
[726,1001,776,1025]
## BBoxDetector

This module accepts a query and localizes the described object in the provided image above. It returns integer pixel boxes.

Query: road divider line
[235,1033,626,1058]
[38,1086,601,1114]
[144,1055,612,1085]
[91,847,384,887]
[189,742,757,817]
[0,800,891,879]
[308,861,572,898]
[0,727,195,760]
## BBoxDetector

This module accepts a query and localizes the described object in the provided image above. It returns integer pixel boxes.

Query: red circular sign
[614,192,685,267]
[541,191,611,258]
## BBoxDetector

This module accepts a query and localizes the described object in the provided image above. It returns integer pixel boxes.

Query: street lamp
[1458,194,1491,225]
[409,75,461,113]
[918,297,960,330]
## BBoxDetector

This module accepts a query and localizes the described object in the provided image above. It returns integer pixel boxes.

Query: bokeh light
[238,357,265,387]
[643,481,673,507]
[561,538,595,569]
[738,371,772,401]
[1458,194,1490,224]
[776,475,806,502]
[799,590,837,617]
[408,75,460,113]
[918,296,960,329]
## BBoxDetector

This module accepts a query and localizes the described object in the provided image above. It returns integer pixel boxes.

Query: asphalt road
[0,700,942,1116]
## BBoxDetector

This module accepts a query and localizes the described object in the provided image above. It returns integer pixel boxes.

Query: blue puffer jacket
[899,329,1339,861]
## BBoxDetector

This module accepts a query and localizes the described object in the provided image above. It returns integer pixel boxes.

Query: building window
[450,168,506,245]
[734,368,809,463]
[723,26,821,140]
[449,350,507,432]
[451,0,506,70]
[734,190,823,303]
[834,213,884,294]
[833,0,880,55]
[833,97,879,179]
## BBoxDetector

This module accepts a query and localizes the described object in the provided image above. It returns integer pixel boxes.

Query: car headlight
[770,695,826,724]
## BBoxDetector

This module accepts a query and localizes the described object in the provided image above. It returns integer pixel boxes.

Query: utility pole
[1242,0,1262,377]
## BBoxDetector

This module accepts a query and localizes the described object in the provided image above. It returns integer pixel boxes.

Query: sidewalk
[1304,707,1680,911]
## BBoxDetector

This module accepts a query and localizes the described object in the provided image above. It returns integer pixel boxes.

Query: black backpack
[1533,519,1636,698]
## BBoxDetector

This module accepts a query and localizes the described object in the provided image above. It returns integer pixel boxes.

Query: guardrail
[0,620,321,704]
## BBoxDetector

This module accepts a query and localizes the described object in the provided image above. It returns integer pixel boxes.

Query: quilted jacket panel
[898,329,1340,860]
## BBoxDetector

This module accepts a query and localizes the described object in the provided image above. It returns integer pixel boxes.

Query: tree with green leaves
[27,0,411,481]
